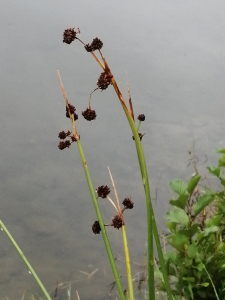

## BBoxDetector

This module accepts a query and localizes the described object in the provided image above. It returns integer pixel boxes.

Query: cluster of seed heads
[58,130,79,150]
[92,186,134,234]
[84,38,103,52]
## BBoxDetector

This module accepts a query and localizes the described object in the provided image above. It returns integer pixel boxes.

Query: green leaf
[204,226,218,236]
[215,148,225,154]
[200,282,209,287]
[169,180,188,196]
[170,194,188,209]
[187,243,197,259]
[193,192,215,216]
[179,224,200,239]
[217,242,225,252]
[207,166,221,177]
[206,214,223,227]
[168,233,190,251]
[187,175,201,194]
[219,154,225,167]
[165,207,189,226]
[166,222,177,233]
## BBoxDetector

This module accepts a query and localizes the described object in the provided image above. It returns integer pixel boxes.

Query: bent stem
[0,220,52,300]
[57,72,125,300]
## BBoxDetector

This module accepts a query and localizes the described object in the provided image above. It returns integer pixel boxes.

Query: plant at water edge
[156,149,225,299]
[58,27,173,300]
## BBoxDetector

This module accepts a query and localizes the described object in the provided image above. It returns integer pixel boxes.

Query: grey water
[1,1,225,299]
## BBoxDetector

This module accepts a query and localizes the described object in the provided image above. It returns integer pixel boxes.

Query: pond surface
[1,1,225,299]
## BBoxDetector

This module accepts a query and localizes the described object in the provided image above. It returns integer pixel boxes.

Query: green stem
[0,220,52,300]
[116,103,173,300]
[76,139,125,300]
[121,225,134,300]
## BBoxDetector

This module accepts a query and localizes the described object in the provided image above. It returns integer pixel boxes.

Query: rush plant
[58,27,173,300]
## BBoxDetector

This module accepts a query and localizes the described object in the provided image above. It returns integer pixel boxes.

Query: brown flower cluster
[96,185,110,198]
[84,37,103,52]
[137,114,145,122]
[66,104,78,120]
[82,108,97,121]
[63,28,77,44]
[97,71,113,90]
[58,130,79,150]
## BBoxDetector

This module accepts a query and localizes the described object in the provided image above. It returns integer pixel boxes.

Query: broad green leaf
[168,233,189,251]
[169,180,187,196]
[187,175,201,194]
[187,243,197,259]
[170,194,188,209]
[193,192,215,216]
[179,224,199,239]
[207,166,221,177]
[215,148,225,154]
[166,222,177,233]
[165,207,189,226]
[206,214,222,227]
[219,154,225,167]
[204,226,218,236]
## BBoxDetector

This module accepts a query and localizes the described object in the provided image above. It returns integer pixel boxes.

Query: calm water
[1,1,225,299]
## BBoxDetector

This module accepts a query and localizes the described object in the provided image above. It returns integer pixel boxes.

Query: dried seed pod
[97,71,113,90]
[137,114,145,122]
[91,38,103,51]
[122,197,134,209]
[96,185,110,198]
[112,215,123,229]
[92,221,101,234]
[82,108,97,121]
[132,133,144,141]
[63,28,77,44]
[84,43,93,52]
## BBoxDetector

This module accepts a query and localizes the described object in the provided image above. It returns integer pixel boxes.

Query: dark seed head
[63,28,77,44]
[122,197,134,209]
[58,131,67,140]
[97,71,113,90]
[66,104,78,120]
[96,185,110,198]
[132,133,144,141]
[70,135,80,142]
[58,140,71,150]
[137,114,145,122]
[112,215,123,229]
[92,221,101,234]
[82,108,97,121]
[91,38,103,51]
[84,43,93,52]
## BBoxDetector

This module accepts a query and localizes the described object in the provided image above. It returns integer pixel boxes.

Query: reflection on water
[1,0,225,298]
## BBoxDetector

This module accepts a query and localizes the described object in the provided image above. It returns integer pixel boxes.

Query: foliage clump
[156,149,225,299]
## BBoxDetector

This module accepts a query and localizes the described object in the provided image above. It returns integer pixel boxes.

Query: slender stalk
[57,72,125,300]
[108,166,134,300]
[0,220,52,300]
[121,225,134,300]
[75,139,126,300]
